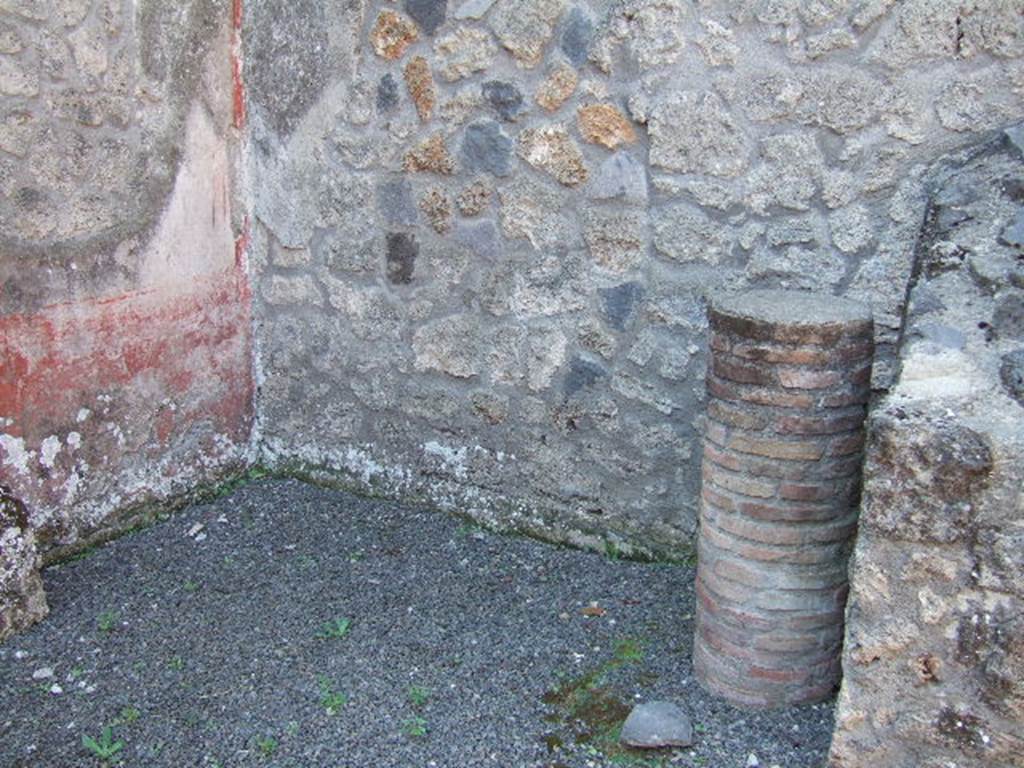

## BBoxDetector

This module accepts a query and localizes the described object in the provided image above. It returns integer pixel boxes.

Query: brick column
[694,289,873,709]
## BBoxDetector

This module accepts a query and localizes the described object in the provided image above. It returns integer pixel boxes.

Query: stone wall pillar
[693,289,873,708]
[1,485,48,642]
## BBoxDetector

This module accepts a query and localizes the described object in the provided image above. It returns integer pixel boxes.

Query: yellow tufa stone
[404,56,436,122]
[403,133,455,175]
[370,10,419,61]
[577,104,636,149]
[535,64,578,112]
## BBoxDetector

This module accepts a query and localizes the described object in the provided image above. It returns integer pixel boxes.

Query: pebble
[32,667,54,680]
[620,701,694,748]
[49,684,63,695]
[746,753,760,767]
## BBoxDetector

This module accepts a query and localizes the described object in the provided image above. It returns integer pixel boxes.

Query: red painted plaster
[231,0,245,130]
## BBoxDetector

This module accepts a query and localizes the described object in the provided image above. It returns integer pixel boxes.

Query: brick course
[694,289,872,708]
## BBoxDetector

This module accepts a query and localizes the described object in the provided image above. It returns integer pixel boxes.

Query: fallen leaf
[581,605,606,617]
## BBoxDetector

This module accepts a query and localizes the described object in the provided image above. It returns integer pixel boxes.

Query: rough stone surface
[482,80,524,122]
[589,152,647,203]
[489,0,565,67]
[0,486,48,641]
[404,56,436,121]
[648,91,748,177]
[517,124,588,186]
[456,179,492,216]
[419,188,453,234]
[535,63,577,111]
[461,120,513,176]
[404,0,447,36]
[403,132,455,174]
[560,5,592,67]
[831,132,1024,768]
[620,701,694,748]
[434,27,497,81]
[377,73,400,111]
[578,103,636,149]
[371,10,420,60]
[386,232,419,284]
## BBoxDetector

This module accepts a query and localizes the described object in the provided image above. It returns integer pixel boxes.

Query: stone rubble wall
[0,0,254,557]
[830,131,1024,767]
[246,0,1024,556]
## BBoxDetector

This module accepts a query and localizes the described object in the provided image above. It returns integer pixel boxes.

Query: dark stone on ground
[461,120,513,177]
[482,80,524,122]
[386,232,418,284]
[620,700,694,748]
[0,479,835,767]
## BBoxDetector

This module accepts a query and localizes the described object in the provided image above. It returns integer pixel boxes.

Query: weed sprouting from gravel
[316,617,352,640]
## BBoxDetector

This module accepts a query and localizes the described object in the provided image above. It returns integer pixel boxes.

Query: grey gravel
[0,478,835,767]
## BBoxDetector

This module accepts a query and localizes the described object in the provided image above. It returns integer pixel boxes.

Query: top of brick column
[710,290,873,345]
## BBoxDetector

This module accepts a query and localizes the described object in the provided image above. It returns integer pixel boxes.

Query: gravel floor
[0,478,834,767]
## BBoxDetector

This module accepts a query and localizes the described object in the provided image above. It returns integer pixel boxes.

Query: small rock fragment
[482,80,524,121]
[377,73,400,111]
[577,103,636,149]
[434,27,497,81]
[404,0,447,35]
[404,56,436,122]
[589,152,647,203]
[387,232,419,284]
[1000,348,1024,405]
[489,0,566,67]
[620,701,694,748]
[420,189,453,234]
[370,10,420,60]
[457,180,492,216]
[32,667,54,680]
[461,120,514,177]
[536,63,577,111]
[560,6,593,67]
[517,124,588,186]
[404,133,455,174]
[747,754,760,768]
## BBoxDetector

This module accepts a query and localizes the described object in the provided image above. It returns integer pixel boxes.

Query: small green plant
[97,610,118,633]
[168,656,184,671]
[183,579,199,593]
[403,716,428,738]
[348,550,365,562]
[317,617,351,640]
[82,726,124,762]
[407,685,431,708]
[114,706,140,726]
[613,637,645,664]
[254,735,277,758]
[318,676,348,716]
[604,540,621,561]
